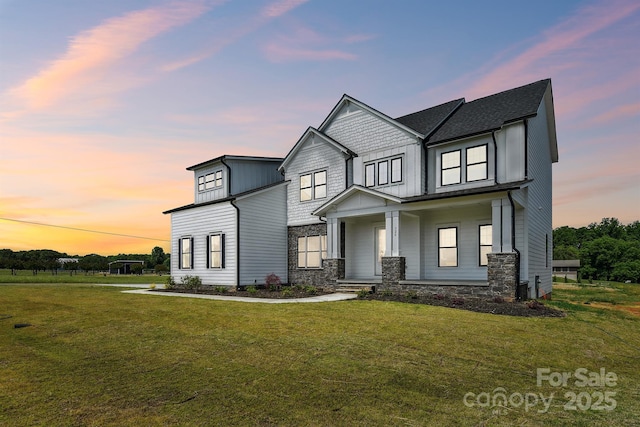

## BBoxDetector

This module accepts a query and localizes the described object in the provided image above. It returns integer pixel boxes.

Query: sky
[1,0,639,256]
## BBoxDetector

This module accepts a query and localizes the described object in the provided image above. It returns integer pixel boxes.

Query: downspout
[507,191,521,298]
[220,157,240,288]
[491,131,500,185]
[230,200,240,289]
[523,119,529,179]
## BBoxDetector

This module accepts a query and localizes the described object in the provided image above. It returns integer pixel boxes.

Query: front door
[374,226,385,276]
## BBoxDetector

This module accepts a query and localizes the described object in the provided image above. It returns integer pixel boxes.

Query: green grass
[1,284,638,426]
[0,269,159,284]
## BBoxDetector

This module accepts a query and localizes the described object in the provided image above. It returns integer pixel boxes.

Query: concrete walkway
[119,287,357,304]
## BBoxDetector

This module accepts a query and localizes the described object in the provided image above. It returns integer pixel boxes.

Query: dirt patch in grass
[359,293,566,317]
[584,301,640,317]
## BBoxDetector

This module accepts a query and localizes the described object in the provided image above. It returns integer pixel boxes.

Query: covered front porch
[315,186,525,298]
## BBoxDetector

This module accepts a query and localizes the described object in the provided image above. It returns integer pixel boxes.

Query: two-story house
[165,79,558,299]
[163,155,288,287]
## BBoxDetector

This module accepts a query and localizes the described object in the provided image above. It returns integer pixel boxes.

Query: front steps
[335,279,380,294]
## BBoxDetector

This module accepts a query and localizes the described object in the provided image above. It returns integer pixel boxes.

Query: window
[300,170,327,201]
[179,237,193,269]
[466,145,487,181]
[364,157,402,187]
[378,160,389,185]
[438,227,457,267]
[208,234,225,269]
[441,150,461,185]
[479,225,492,266]
[198,170,223,192]
[297,235,327,268]
[391,158,402,183]
[365,164,375,187]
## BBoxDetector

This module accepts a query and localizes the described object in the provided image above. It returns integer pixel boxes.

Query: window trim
[438,227,458,267]
[207,233,225,269]
[364,156,403,187]
[198,170,224,192]
[441,150,461,186]
[479,224,492,267]
[178,236,194,270]
[299,170,327,201]
[466,144,488,182]
[378,160,389,185]
[297,235,327,269]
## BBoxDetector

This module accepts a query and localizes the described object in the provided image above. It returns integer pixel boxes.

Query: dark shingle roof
[395,98,464,136]
[426,79,550,144]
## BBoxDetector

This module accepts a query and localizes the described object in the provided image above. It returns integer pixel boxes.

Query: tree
[611,261,640,284]
[131,263,143,275]
[553,245,580,260]
[150,246,166,268]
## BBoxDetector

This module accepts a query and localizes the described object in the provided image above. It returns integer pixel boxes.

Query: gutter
[507,191,521,297]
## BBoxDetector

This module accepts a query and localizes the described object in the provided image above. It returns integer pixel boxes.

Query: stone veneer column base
[323,258,345,290]
[487,252,518,298]
[380,257,406,291]
[287,224,327,287]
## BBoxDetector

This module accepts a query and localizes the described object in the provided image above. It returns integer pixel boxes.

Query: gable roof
[318,94,425,139]
[395,98,464,136]
[186,155,283,171]
[312,185,403,217]
[427,79,551,145]
[278,127,356,172]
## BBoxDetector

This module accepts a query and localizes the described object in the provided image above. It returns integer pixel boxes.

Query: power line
[0,217,169,242]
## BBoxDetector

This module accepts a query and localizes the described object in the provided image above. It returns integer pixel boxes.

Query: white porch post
[326,217,341,259]
[385,210,401,257]
[491,198,512,253]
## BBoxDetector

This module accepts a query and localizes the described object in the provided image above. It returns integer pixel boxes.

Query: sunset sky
[1,0,639,256]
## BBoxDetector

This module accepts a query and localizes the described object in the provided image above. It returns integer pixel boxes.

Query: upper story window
[198,170,223,192]
[365,157,403,187]
[466,145,487,181]
[441,144,488,186]
[300,170,326,201]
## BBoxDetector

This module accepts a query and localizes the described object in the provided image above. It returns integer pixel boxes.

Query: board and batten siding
[285,137,346,226]
[170,202,237,286]
[236,184,288,285]
[344,218,384,279]
[226,159,283,195]
[193,164,229,204]
[420,206,493,281]
[524,99,554,297]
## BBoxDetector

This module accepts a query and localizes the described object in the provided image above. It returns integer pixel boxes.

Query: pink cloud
[264,43,357,62]
[590,102,640,125]
[261,0,309,18]
[8,1,213,111]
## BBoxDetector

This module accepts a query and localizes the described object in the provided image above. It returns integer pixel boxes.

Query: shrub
[165,276,176,289]
[149,283,156,290]
[379,289,393,297]
[304,285,318,295]
[356,289,370,298]
[265,273,282,291]
[180,275,202,290]
[246,285,257,295]
[214,286,227,293]
[281,287,293,297]
[526,300,545,310]
[406,291,418,299]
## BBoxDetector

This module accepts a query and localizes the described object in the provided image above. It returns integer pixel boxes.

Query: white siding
[284,136,346,226]
[345,218,384,279]
[525,99,554,297]
[400,213,421,280]
[236,185,288,285]
[170,202,237,285]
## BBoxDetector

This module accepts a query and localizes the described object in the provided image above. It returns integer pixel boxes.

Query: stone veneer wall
[378,252,519,300]
[288,223,328,286]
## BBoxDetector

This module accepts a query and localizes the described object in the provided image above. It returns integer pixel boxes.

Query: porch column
[385,210,401,257]
[491,198,513,253]
[326,217,341,259]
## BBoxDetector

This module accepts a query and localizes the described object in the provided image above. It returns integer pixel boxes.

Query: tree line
[0,246,170,275]
[554,218,640,283]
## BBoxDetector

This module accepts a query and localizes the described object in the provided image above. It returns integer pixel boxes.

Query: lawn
[0,269,161,284]
[1,282,638,426]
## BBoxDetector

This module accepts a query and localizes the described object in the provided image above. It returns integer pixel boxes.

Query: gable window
[466,145,487,182]
[198,170,223,192]
[207,233,225,269]
[297,235,327,268]
[479,224,492,266]
[438,227,457,267]
[391,158,402,183]
[179,237,193,269]
[300,170,327,201]
[365,164,375,187]
[364,157,403,187]
[441,150,461,185]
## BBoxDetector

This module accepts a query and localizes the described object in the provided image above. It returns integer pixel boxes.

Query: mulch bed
[155,287,564,317]
[360,293,566,317]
